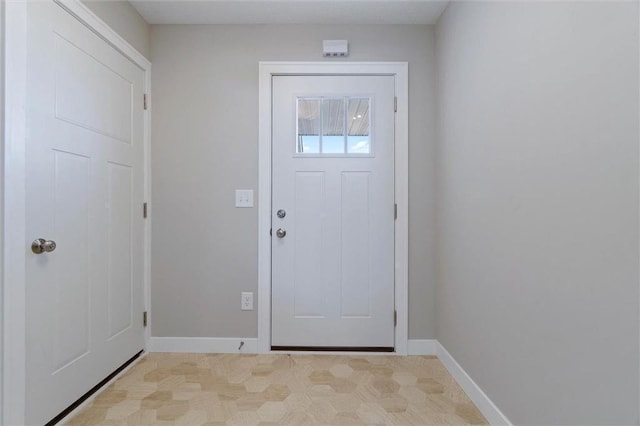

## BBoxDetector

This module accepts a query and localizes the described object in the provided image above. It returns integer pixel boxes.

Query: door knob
[276,228,287,238]
[31,238,56,254]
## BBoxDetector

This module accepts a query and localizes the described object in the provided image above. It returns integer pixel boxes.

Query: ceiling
[130,0,450,25]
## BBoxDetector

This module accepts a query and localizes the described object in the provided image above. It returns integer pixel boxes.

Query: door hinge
[143,311,148,327]
[144,93,149,110]
[394,310,397,327]
[143,202,148,218]
[394,96,397,113]
[394,203,397,220]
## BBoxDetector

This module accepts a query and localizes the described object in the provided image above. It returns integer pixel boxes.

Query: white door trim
[257,62,409,355]
[2,1,151,423]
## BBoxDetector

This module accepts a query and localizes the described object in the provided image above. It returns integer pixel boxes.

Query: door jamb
[257,62,409,355]
[2,1,151,423]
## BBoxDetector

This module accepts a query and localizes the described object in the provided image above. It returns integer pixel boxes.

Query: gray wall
[150,24,437,339]
[435,1,639,425]
[81,0,150,59]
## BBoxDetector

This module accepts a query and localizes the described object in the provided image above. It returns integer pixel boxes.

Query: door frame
[257,62,409,355]
[1,1,151,423]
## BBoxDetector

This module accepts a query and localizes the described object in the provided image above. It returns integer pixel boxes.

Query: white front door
[25,2,145,424]
[271,75,396,349]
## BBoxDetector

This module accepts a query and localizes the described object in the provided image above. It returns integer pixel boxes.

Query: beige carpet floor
[67,353,488,425]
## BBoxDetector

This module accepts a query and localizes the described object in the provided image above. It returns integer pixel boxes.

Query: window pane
[297,99,321,153]
[299,136,320,154]
[322,136,345,154]
[297,96,371,155]
[347,98,370,154]
[347,136,370,154]
[322,98,345,153]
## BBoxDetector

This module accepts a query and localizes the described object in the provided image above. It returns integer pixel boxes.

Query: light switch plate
[235,189,254,208]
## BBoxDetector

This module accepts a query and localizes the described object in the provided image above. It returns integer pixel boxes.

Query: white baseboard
[436,342,512,426]
[407,339,437,355]
[148,337,258,353]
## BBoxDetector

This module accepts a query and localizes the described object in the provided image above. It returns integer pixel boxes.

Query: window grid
[297,96,370,155]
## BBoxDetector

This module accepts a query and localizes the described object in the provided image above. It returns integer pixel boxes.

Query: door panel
[341,171,371,318]
[52,150,91,370]
[293,171,326,317]
[25,2,144,424]
[54,33,133,143]
[271,75,395,349]
[107,162,133,338]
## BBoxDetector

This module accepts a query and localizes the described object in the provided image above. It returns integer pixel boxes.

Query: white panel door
[271,75,395,349]
[25,2,145,424]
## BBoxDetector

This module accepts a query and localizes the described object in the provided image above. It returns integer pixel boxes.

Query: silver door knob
[31,238,56,254]
[276,228,287,238]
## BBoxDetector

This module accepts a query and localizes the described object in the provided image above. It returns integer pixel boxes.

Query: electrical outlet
[241,292,253,310]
